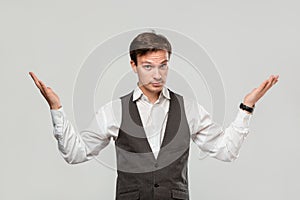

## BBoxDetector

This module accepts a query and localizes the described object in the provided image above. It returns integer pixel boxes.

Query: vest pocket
[119,188,140,200]
[171,188,189,199]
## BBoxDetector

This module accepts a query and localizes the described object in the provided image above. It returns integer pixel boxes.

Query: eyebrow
[141,59,168,64]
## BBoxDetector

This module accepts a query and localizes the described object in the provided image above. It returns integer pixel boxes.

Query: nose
[153,67,162,80]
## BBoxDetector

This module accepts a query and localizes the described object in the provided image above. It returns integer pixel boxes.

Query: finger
[29,71,39,83]
[273,75,279,84]
[39,80,48,92]
[265,75,276,86]
[29,72,43,90]
[261,75,278,93]
[257,79,269,92]
[271,76,278,85]
[268,75,279,86]
[255,75,274,97]
[262,76,275,91]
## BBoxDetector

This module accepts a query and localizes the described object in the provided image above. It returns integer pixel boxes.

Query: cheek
[137,71,149,82]
[161,70,168,78]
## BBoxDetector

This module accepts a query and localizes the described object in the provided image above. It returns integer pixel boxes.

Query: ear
[130,60,137,73]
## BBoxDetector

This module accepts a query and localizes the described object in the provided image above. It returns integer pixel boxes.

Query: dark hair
[129,31,172,65]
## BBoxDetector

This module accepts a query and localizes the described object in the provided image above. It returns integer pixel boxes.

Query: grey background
[1,0,299,199]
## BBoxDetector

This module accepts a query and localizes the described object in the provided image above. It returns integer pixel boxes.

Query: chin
[140,83,164,94]
[150,86,163,93]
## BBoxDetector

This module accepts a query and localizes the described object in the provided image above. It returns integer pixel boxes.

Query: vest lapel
[129,94,155,160]
[129,90,180,160]
[160,91,180,148]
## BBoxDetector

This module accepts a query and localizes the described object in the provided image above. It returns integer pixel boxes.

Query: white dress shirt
[50,86,251,164]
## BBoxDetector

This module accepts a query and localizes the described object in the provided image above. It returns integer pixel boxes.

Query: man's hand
[29,72,62,110]
[243,75,279,109]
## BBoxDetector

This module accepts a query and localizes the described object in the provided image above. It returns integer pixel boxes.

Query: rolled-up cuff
[50,106,66,126]
[232,109,252,134]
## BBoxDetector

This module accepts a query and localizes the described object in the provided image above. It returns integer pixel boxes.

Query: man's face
[131,50,169,97]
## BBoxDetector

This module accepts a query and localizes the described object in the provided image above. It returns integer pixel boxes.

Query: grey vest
[115,90,191,200]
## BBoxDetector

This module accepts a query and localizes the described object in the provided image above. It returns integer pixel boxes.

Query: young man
[29,32,279,200]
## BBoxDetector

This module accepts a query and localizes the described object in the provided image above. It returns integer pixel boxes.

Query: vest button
[154,163,159,168]
[154,183,159,187]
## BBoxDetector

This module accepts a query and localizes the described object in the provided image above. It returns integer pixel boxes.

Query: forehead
[137,50,169,64]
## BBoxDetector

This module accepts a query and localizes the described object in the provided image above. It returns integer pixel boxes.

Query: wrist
[240,102,254,114]
[242,101,255,108]
[50,104,62,110]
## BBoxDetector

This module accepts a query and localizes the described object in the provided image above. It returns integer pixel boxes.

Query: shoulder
[181,95,210,117]
[95,99,122,125]
[96,90,134,114]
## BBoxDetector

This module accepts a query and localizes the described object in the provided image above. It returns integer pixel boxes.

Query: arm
[50,106,111,164]
[190,75,279,162]
[29,72,113,164]
[190,104,251,162]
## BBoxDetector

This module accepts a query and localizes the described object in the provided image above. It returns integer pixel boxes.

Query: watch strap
[239,103,254,113]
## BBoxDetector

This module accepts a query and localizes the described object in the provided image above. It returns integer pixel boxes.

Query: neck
[138,85,161,104]
[147,94,160,104]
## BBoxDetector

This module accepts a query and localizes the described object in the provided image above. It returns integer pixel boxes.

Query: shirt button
[154,163,159,168]
[154,183,159,187]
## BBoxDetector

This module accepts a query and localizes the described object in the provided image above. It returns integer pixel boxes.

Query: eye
[143,65,152,70]
[160,64,168,69]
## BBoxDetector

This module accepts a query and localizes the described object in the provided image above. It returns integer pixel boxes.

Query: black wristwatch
[239,103,255,113]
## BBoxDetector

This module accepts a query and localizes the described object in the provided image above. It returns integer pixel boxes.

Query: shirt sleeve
[50,102,120,164]
[185,99,252,162]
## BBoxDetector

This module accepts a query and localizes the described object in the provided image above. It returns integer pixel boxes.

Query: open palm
[29,72,62,110]
[243,75,279,108]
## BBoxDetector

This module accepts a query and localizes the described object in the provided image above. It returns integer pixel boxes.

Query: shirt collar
[132,84,171,102]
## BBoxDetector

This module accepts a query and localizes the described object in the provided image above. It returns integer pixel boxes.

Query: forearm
[50,107,96,164]
[192,109,251,162]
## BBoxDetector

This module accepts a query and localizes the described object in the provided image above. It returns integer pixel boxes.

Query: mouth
[151,82,163,87]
